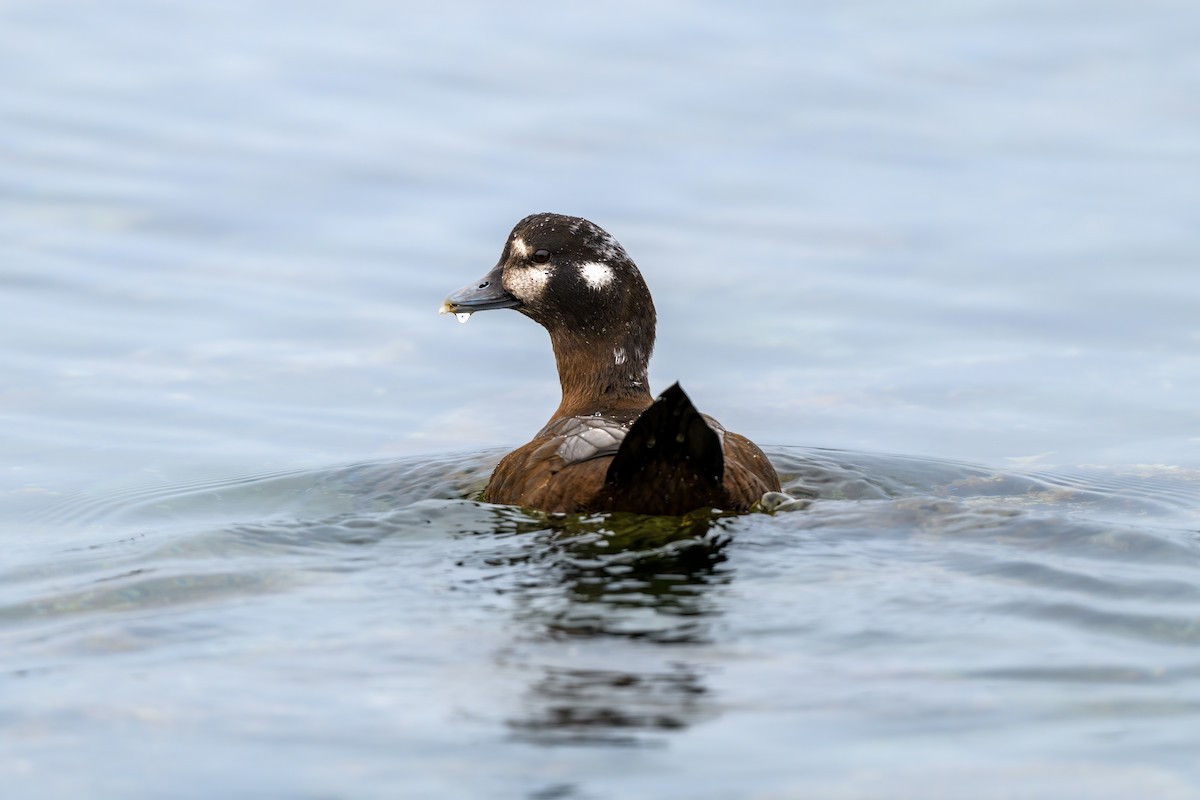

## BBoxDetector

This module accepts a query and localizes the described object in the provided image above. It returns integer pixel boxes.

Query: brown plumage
[441,213,780,515]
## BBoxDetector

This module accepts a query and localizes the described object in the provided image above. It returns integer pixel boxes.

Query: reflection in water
[526,511,734,644]
[464,508,734,745]
[510,664,711,747]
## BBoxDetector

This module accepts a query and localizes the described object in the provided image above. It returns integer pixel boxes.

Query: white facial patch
[505,265,551,301]
[510,237,529,258]
[578,261,614,290]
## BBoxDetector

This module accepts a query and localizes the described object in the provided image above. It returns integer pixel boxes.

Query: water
[3,1,1200,797]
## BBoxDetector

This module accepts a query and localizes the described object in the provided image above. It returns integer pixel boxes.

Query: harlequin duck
[440,213,780,515]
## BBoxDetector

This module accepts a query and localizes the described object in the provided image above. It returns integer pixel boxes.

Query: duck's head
[441,213,655,342]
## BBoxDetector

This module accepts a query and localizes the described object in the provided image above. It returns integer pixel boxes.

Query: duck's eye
[531,249,551,264]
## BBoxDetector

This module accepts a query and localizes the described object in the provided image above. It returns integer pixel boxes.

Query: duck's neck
[548,325,654,418]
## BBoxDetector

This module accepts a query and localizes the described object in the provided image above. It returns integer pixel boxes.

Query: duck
[440,213,780,516]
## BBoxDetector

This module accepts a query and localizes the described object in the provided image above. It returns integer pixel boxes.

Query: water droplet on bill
[455,312,471,324]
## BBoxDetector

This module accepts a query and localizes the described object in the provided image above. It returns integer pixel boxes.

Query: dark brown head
[443,213,657,414]
[444,214,654,336]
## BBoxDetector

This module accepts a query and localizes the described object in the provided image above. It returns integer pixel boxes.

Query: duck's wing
[550,416,629,465]
[483,415,630,513]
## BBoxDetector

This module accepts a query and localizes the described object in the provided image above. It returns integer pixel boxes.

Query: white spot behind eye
[613,347,627,365]
[579,261,614,289]
[511,237,529,258]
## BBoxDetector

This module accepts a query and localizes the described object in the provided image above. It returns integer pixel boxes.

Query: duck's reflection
[469,508,733,745]
[509,663,711,746]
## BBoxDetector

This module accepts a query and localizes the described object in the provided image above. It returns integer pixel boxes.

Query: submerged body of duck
[441,213,780,515]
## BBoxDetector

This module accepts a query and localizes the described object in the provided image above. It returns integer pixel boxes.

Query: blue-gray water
[3,2,1200,798]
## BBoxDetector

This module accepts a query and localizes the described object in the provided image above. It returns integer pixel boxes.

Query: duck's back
[484,383,779,515]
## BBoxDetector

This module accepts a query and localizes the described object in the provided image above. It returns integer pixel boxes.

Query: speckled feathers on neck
[499,213,656,418]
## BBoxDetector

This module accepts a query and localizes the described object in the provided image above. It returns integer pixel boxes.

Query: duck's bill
[439,264,520,315]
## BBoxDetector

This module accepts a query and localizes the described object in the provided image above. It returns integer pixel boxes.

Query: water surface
[3,1,1200,797]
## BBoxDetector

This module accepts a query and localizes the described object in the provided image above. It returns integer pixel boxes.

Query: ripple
[34,451,500,528]
[972,560,1200,603]
[1025,464,1200,520]
[997,600,1200,647]
[0,569,287,626]
[773,447,1200,526]
[969,663,1200,685]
